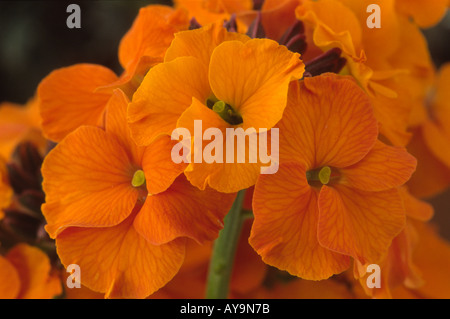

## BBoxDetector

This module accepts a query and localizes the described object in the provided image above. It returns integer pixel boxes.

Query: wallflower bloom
[37,5,189,142]
[296,0,435,146]
[175,0,253,27]
[0,243,61,299]
[250,74,416,280]
[0,97,46,159]
[176,0,300,41]
[395,0,448,28]
[41,89,235,298]
[353,187,434,298]
[408,63,450,198]
[128,23,304,192]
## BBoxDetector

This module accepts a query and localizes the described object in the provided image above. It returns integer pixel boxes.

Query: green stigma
[306,166,332,185]
[211,100,243,125]
[131,169,146,188]
[318,166,331,185]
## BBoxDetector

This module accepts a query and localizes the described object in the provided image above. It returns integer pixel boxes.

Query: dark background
[1,1,449,240]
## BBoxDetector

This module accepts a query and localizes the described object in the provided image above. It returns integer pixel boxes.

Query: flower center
[131,169,146,188]
[207,98,243,125]
[306,166,332,185]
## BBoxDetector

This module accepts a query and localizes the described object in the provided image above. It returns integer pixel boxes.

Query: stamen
[131,169,146,188]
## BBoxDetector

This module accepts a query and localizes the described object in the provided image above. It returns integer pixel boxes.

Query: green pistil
[210,100,243,125]
[131,169,146,188]
[306,166,332,185]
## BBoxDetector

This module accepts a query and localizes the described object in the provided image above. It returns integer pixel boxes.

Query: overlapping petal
[128,56,210,145]
[0,255,20,299]
[209,38,304,130]
[134,174,235,245]
[339,140,417,192]
[250,161,351,279]
[37,64,118,142]
[279,74,378,168]
[317,185,406,264]
[56,211,186,299]
[42,125,139,238]
[3,244,62,299]
[119,5,189,71]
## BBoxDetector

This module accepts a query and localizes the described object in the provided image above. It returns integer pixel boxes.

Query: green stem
[205,189,247,299]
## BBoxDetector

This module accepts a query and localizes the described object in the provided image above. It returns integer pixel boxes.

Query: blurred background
[1,1,449,239]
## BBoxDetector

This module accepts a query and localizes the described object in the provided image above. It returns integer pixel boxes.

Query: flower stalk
[205,189,247,299]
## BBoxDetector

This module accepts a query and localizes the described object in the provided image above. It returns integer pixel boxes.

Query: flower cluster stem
[205,189,246,299]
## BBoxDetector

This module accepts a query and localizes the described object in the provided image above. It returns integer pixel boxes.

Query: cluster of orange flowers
[1,0,450,299]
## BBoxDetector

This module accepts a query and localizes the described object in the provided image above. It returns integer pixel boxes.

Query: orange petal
[396,0,448,28]
[38,64,118,142]
[0,98,46,159]
[250,161,350,280]
[279,75,378,169]
[339,140,417,192]
[141,135,188,195]
[118,5,188,71]
[103,89,186,195]
[56,213,186,299]
[296,0,362,57]
[42,126,138,238]
[105,89,146,165]
[407,220,450,298]
[340,0,401,65]
[128,56,210,146]
[134,174,235,245]
[209,38,304,130]
[318,185,406,264]
[0,255,20,299]
[407,127,450,198]
[370,83,413,147]
[177,98,264,193]
[174,0,231,27]
[230,219,267,295]
[421,119,450,169]
[164,22,249,64]
[5,244,61,299]
[260,0,299,41]
[399,187,434,221]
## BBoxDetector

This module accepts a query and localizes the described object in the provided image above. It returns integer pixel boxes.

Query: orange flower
[353,187,434,298]
[393,220,450,299]
[296,0,435,146]
[395,0,448,28]
[250,74,416,280]
[0,243,61,299]
[128,23,304,192]
[408,63,450,198]
[0,97,46,160]
[41,89,235,298]
[175,0,253,27]
[353,219,450,299]
[176,0,300,41]
[37,5,189,142]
